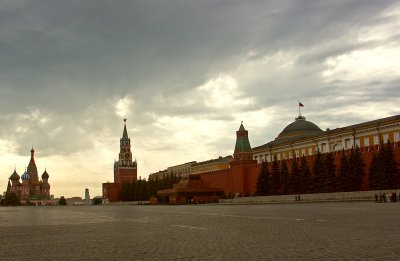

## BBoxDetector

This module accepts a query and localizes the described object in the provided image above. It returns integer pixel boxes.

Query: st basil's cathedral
[7,147,51,204]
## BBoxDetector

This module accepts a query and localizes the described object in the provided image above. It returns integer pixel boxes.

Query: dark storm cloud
[0,0,399,156]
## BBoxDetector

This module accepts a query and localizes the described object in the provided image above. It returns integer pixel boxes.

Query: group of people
[375,192,398,203]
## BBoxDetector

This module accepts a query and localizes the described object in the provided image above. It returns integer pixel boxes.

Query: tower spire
[233,122,253,162]
[122,119,128,139]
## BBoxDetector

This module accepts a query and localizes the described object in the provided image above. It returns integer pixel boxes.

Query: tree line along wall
[252,142,400,196]
[201,142,400,197]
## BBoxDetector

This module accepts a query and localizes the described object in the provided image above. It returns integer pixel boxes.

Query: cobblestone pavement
[1,202,399,260]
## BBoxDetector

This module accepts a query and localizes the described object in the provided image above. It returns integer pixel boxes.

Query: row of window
[255,131,400,163]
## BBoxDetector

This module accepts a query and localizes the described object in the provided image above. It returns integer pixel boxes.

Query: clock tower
[114,119,137,184]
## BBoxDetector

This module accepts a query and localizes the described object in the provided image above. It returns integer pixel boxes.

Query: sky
[1,0,400,198]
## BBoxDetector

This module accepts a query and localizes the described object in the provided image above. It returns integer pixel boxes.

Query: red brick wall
[200,142,400,196]
[114,168,137,184]
[102,182,120,202]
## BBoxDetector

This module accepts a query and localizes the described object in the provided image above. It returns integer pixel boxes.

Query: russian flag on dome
[299,102,304,107]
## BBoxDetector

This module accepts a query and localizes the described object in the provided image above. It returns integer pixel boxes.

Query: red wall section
[200,142,400,197]
[102,182,120,202]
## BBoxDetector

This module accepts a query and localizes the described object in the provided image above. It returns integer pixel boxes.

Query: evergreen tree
[58,196,67,206]
[280,160,289,195]
[337,150,350,191]
[255,161,270,196]
[271,157,281,195]
[299,156,311,193]
[380,141,399,189]
[312,150,324,193]
[349,146,365,191]
[290,158,300,194]
[323,152,336,192]
[368,152,380,190]
[128,181,136,201]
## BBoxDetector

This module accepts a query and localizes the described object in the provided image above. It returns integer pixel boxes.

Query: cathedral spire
[28,147,36,169]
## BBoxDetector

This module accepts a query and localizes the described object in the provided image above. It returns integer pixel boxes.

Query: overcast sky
[1,0,400,198]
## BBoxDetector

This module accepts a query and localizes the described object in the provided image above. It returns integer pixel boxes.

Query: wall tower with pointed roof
[233,122,254,162]
[103,119,138,202]
[114,119,137,184]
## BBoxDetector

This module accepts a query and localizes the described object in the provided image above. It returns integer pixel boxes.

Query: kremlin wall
[103,113,400,203]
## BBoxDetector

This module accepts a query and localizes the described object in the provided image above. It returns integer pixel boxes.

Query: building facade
[149,156,232,181]
[153,114,400,199]
[7,147,51,204]
[102,119,137,202]
[252,114,400,164]
[191,156,232,174]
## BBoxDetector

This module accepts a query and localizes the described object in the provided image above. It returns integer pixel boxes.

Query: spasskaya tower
[114,119,137,184]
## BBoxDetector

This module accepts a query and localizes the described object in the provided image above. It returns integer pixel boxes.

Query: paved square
[1,202,399,260]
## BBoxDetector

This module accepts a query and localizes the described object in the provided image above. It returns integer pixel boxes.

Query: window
[374,135,379,145]
[277,154,281,160]
[383,133,389,143]
[308,148,313,155]
[364,137,370,146]
[302,149,306,156]
[333,143,341,151]
[345,139,351,149]
[289,151,293,158]
[295,150,299,157]
[395,132,400,142]
[355,139,360,148]
[321,143,326,153]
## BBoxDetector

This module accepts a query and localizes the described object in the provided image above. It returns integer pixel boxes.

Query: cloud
[115,96,133,118]
[0,1,399,197]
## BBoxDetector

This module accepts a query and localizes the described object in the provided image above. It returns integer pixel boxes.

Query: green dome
[42,170,49,179]
[9,170,20,180]
[276,116,323,142]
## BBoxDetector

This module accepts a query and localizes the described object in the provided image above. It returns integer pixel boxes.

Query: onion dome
[21,170,30,180]
[9,170,20,180]
[275,116,323,142]
[42,169,49,179]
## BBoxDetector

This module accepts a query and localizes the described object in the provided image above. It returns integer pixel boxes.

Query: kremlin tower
[232,122,255,163]
[103,119,137,202]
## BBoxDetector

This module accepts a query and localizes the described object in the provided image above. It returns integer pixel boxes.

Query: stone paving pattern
[0,202,399,260]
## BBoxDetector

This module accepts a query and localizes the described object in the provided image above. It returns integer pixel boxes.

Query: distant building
[102,119,137,202]
[66,197,84,206]
[149,156,232,181]
[6,147,51,205]
[149,161,196,181]
[84,188,90,202]
[191,156,232,174]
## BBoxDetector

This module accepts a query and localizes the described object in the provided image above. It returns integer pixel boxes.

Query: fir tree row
[119,172,180,201]
[256,142,399,196]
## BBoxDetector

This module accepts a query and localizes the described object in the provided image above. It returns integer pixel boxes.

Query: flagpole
[299,103,300,117]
